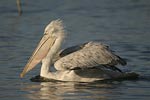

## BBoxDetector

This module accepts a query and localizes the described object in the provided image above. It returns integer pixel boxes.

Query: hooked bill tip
[20,73,24,78]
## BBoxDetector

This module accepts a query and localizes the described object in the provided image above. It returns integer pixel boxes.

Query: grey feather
[59,43,86,57]
[54,41,126,71]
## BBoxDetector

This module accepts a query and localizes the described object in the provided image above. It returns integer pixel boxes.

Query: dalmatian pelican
[20,19,127,82]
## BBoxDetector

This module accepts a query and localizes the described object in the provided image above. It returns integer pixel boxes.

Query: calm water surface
[0,0,150,100]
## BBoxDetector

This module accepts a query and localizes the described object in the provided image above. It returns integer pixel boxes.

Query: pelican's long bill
[20,34,56,78]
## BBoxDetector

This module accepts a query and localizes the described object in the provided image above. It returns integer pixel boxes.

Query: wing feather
[54,41,126,70]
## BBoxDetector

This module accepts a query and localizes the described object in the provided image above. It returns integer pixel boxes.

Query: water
[0,0,150,100]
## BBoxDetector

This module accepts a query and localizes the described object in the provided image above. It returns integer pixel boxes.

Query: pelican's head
[20,19,66,78]
[44,19,65,37]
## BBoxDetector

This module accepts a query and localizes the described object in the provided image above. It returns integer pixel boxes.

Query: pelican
[20,19,128,82]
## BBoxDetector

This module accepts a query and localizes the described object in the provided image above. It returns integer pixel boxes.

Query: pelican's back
[54,41,126,71]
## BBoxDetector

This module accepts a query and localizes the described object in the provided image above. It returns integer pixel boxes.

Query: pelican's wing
[54,41,126,71]
[59,43,86,57]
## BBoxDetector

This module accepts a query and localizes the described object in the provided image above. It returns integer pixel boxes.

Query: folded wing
[54,41,126,71]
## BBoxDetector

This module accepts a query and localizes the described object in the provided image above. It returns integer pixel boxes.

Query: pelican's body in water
[20,19,128,82]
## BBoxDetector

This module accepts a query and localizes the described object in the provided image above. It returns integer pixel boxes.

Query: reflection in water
[24,81,121,100]
[1,0,150,100]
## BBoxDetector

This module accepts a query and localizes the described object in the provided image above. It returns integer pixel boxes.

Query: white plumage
[20,19,127,82]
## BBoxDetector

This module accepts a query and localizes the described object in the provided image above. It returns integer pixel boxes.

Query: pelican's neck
[40,35,65,78]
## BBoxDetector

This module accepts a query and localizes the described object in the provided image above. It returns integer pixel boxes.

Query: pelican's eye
[51,28,58,36]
